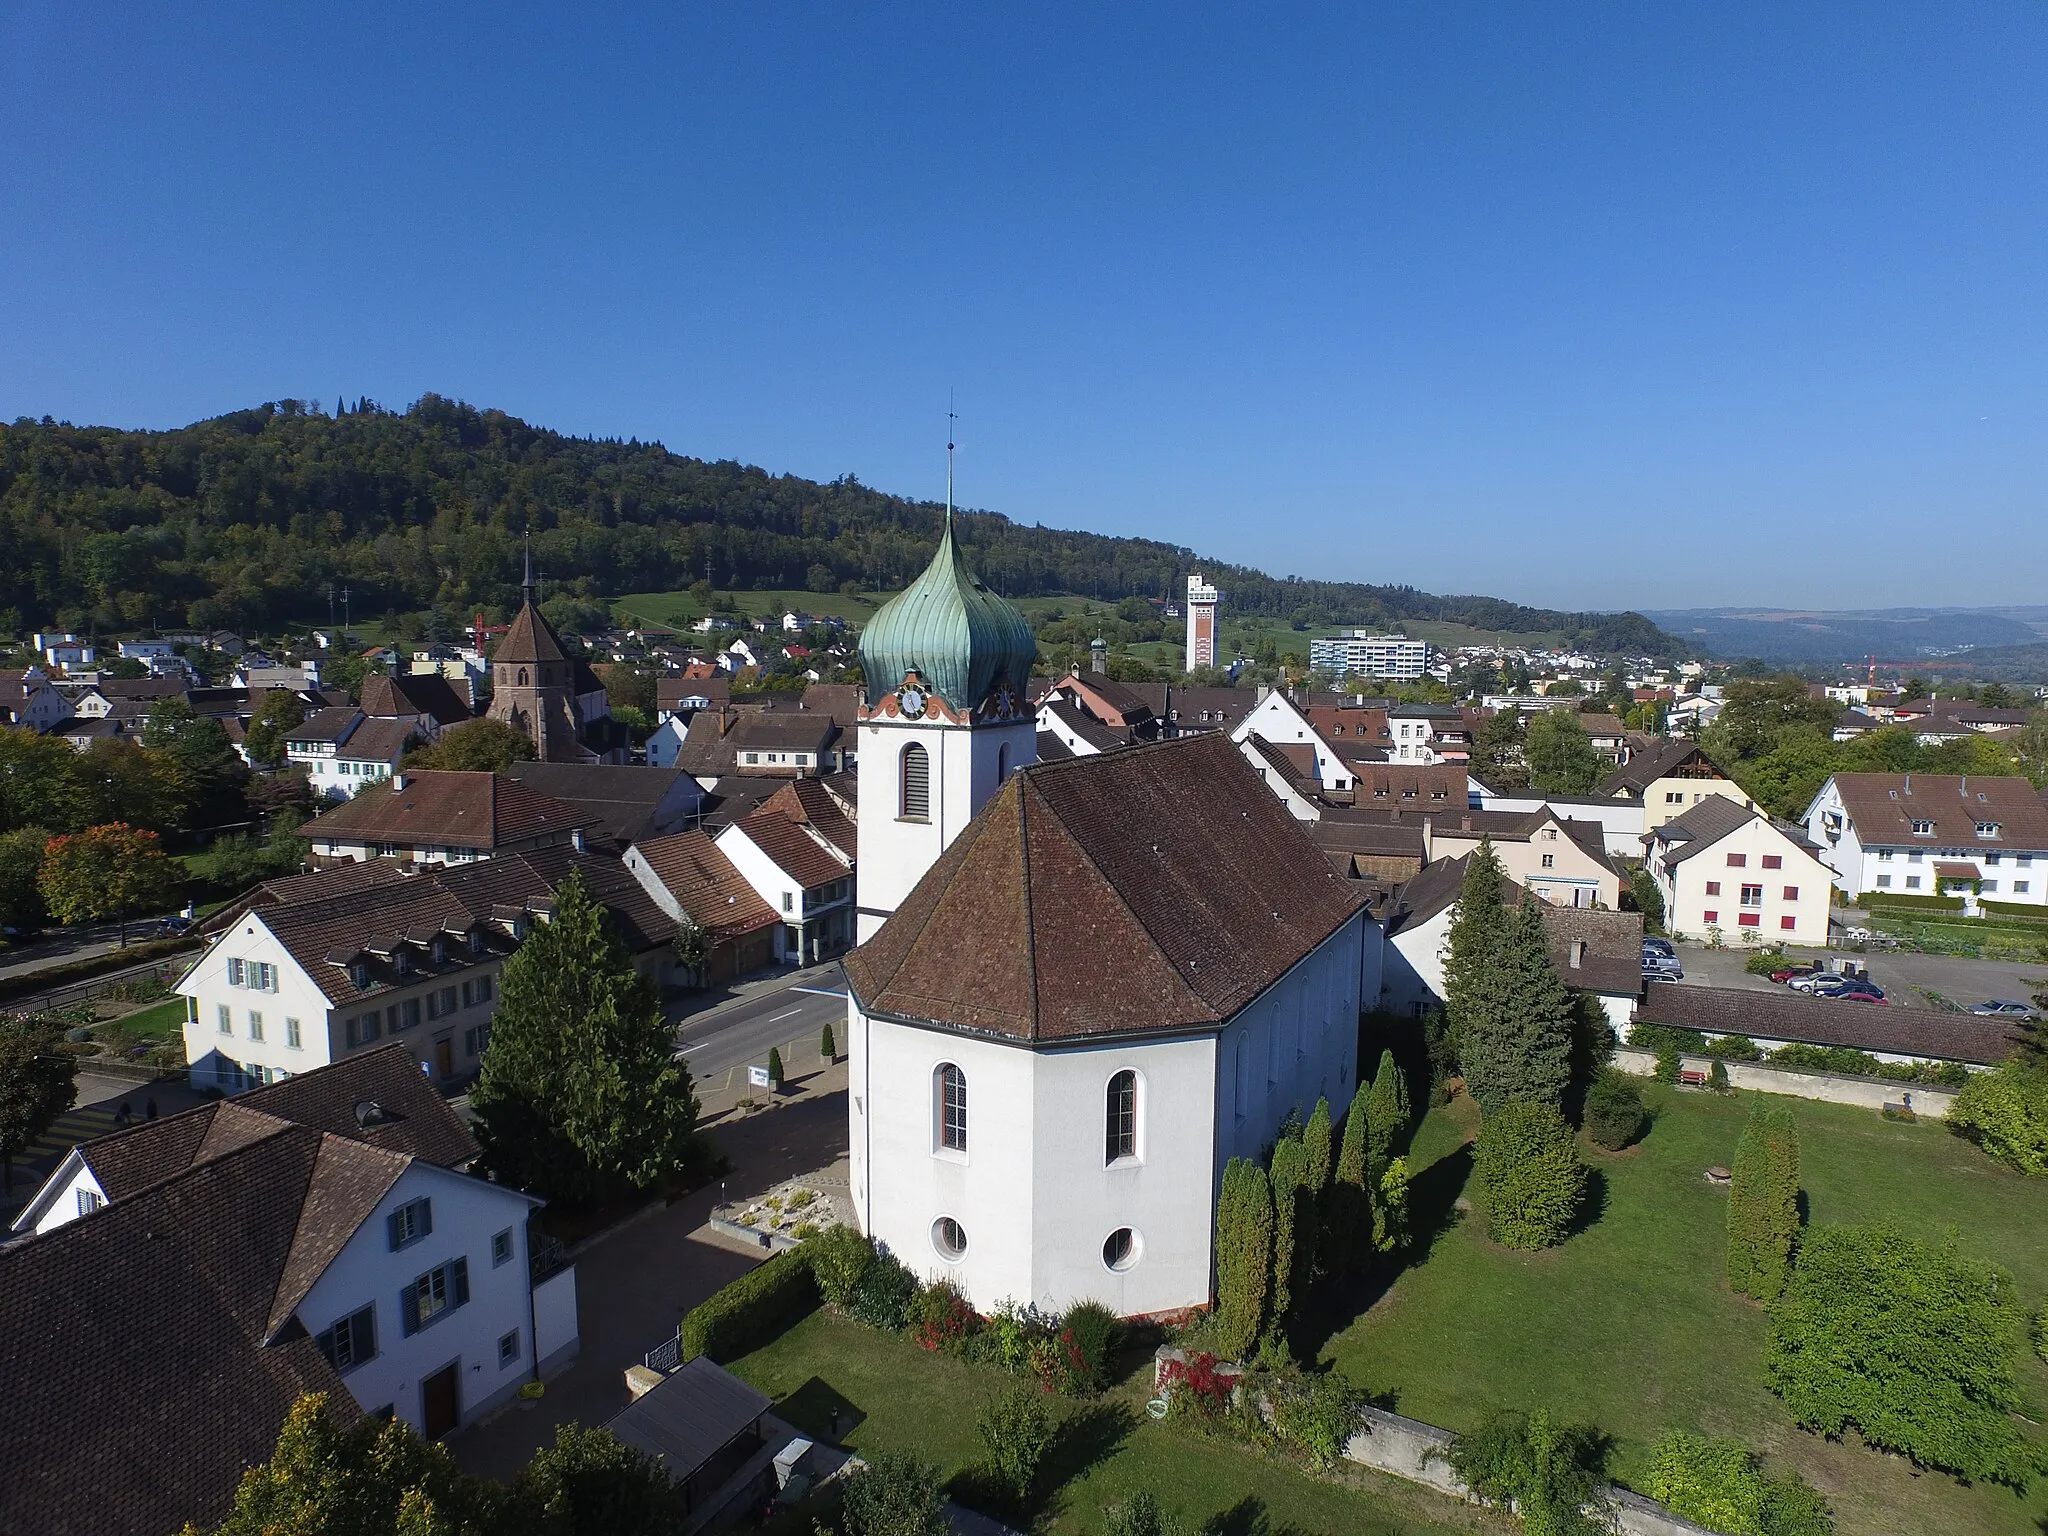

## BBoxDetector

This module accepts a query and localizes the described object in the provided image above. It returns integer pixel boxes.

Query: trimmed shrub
[839,1451,950,1536]
[679,1248,819,1361]
[1374,1156,1411,1254]
[1476,1100,1587,1251]
[1364,1050,1408,1179]
[1768,1043,1882,1077]
[766,1046,784,1087]
[1272,1371,1364,1470]
[1703,1034,1762,1061]
[1767,1223,2044,1487]
[975,1384,1056,1507]
[1727,1100,1801,1303]
[806,1223,875,1306]
[1648,1429,1834,1536]
[1708,1059,1730,1094]
[1061,1300,1121,1393]
[848,1248,919,1331]
[1854,890,1964,912]
[1583,1069,1648,1151]
[1213,1158,1272,1361]
[1630,1022,1707,1056]
[1102,1491,1190,1536]
[820,1021,836,1061]
[1948,1060,2048,1175]
[1445,1407,1606,1536]
[1655,1045,1682,1084]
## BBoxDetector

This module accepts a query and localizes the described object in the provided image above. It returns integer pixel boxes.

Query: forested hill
[0,395,1679,654]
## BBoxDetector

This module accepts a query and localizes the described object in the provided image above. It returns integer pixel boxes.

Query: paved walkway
[452,1063,851,1482]
[0,1070,211,1223]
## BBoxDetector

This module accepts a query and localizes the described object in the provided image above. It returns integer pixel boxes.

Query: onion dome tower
[854,439,1039,942]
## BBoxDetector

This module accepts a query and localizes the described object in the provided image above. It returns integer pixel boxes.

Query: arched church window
[996,743,1009,783]
[934,1062,967,1152]
[518,669,529,687]
[1105,1070,1137,1164]
[900,743,930,821]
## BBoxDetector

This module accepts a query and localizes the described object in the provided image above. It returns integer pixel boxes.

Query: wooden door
[433,1036,454,1079]
[421,1362,460,1438]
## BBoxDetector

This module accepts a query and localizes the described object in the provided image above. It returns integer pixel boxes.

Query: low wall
[1154,1349,1716,1535]
[533,1265,580,1375]
[1612,1046,1959,1119]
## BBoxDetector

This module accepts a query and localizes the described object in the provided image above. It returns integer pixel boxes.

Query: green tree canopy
[243,689,306,767]
[1523,708,1602,795]
[402,717,536,773]
[0,1012,75,1194]
[1213,1157,1273,1361]
[1727,1099,1802,1302]
[1442,837,1509,1075]
[1460,895,1575,1116]
[469,870,699,1205]
[36,822,178,932]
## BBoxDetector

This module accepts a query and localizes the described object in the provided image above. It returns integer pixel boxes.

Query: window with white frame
[76,1189,103,1216]
[248,1011,263,1042]
[401,1257,468,1334]
[492,1227,514,1267]
[1105,1070,1137,1164]
[285,1017,302,1049]
[498,1328,521,1367]
[316,1304,377,1373]
[217,1004,232,1035]
[387,1197,432,1251]
[934,1062,967,1152]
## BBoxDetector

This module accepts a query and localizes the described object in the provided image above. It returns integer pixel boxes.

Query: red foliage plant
[1157,1351,1238,1418]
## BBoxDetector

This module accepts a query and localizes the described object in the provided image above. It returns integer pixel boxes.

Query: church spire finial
[945,391,956,536]
[522,529,536,607]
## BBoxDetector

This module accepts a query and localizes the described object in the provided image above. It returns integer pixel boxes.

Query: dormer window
[1911,820,1935,836]
[468,929,484,954]
[351,963,369,990]
[1976,822,2002,839]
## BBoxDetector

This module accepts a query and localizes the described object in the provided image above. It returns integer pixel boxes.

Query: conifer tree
[1303,1097,1334,1192]
[1728,1100,1802,1301]
[1213,1158,1273,1361]
[1363,1050,1408,1182]
[471,871,700,1206]
[1331,1098,1377,1273]
[1461,894,1575,1116]
[1300,1098,1334,1281]
[1441,839,1509,1075]
[1268,1135,1309,1332]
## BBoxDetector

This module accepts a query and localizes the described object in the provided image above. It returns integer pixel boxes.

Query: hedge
[1978,900,2048,923]
[1854,891,1964,913]
[680,1246,820,1362]
[0,937,199,1006]
[1728,1100,1800,1303]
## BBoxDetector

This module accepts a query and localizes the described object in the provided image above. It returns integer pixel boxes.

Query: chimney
[1461,814,1473,832]
[391,772,407,792]
[1569,939,1586,970]
[1257,684,1271,702]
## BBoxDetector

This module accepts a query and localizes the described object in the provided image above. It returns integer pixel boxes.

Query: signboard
[748,1064,772,1089]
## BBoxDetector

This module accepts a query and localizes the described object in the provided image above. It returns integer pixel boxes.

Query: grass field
[95,998,186,1051]
[729,1311,1506,1536]
[1320,1088,2048,1536]
[613,589,887,630]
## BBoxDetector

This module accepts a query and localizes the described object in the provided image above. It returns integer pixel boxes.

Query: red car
[1840,991,1889,1005]
[1770,965,1817,984]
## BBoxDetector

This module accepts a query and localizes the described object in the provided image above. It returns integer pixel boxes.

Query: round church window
[932,1216,968,1261]
[1102,1227,1140,1272]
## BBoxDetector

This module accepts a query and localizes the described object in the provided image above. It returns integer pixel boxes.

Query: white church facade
[844,503,1373,1319]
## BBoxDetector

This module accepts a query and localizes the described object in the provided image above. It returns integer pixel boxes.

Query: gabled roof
[845,733,1365,1043]
[360,671,472,726]
[307,769,593,850]
[1597,737,1725,796]
[631,830,782,941]
[1648,796,1774,864]
[493,599,569,665]
[1244,733,1320,789]
[286,705,365,745]
[728,804,851,890]
[505,761,698,844]
[1824,773,2048,850]
[1349,763,1469,807]
[757,777,857,861]
[1044,695,1127,753]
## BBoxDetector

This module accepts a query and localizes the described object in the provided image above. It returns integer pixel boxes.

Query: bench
[1678,1067,1712,1088]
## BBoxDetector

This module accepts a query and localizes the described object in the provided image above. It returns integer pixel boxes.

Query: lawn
[613,589,887,631]
[95,998,186,1052]
[728,1311,1509,1536]
[1320,1087,2048,1536]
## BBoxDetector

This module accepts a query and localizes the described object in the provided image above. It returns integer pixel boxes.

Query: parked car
[1770,964,1818,984]
[1970,1000,2041,1020]
[154,915,192,937]
[1812,977,1884,1001]
[1643,961,1685,982]
[1838,990,1889,1005]
[1642,937,1677,960]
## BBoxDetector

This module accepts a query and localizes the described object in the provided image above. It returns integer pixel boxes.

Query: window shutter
[419,1199,432,1238]
[452,1258,469,1307]
[400,1282,420,1336]
[388,1210,404,1251]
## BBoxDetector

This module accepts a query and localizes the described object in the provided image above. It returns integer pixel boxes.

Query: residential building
[0,667,70,732]
[0,1048,576,1536]
[504,761,705,845]
[670,704,846,785]
[1596,738,1751,833]
[1803,772,2048,908]
[715,780,857,964]
[179,844,679,1091]
[625,830,783,981]
[303,769,593,866]
[359,671,475,741]
[1421,806,1624,909]
[286,706,415,800]
[1644,798,1833,942]
[1307,631,1433,681]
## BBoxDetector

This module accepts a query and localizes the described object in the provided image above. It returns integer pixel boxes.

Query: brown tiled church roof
[493,599,569,665]
[845,733,1364,1043]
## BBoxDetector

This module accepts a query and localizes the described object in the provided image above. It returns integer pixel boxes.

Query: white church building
[843,504,1375,1319]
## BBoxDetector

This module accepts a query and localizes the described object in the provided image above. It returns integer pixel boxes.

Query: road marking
[767,1007,804,1022]
[793,987,848,998]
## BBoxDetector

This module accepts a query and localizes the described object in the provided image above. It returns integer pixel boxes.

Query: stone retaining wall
[1612,1046,1960,1118]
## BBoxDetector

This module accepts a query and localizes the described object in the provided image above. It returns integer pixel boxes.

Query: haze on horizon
[2,3,2043,615]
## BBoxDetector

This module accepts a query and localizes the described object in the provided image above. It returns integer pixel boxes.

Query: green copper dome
[859,513,1037,713]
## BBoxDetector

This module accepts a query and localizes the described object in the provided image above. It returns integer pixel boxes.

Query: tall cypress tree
[1728,1100,1802,1301]
[1441,839,1509,1077]
[1364,1050,1408,1182]
[1332,1097,1377,1274]
[471,871,700,1205]
[1300,1098,1334,1282]
[1461,894,1575,1116]
[1268,1135,1309,1333]
[1213,1158,1273,1361]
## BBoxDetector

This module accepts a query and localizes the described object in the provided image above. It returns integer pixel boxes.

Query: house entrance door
[434,1035,454,1078]
[421,1362,460,1438]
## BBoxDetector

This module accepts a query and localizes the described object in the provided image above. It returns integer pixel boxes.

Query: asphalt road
[674,974,850,1091]
[1676,941,2045,1013]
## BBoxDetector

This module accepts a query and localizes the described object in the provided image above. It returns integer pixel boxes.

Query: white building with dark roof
[1804,772,2048,909]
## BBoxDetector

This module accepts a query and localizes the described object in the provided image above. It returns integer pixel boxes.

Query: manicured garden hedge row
[1853,891,1964,913]
[680,1246,821,1362]
[1979,900,2048,923]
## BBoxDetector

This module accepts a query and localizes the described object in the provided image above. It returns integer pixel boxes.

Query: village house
[1803,772,2048,909]
[1645,798,1834,943]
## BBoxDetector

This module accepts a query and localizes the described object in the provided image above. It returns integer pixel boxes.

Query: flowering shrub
[1158,1352,1237,1420]
[906,1280,978,1353]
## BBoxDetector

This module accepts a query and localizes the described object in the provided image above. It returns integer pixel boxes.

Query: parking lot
[1669,939,2044,1014]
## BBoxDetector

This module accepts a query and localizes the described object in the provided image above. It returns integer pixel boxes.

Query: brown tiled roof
[1046,696,1128,753]
[658,674,730,713]
[1827,773,2048,850]
[77,1044,480,1199]
[336,716,416,761]
[287,704,364,745]
[307,769,592,850]
[799,683,863,728]
[1578,713,1626,736]
[730,806,851,891]
[1305,705,1391,744]
[1148,684,1258,731]
[1542,906,1644,995]
[264,1136,412,1339]
[360,671,472,726]
[845,733,1366,1043]
[1635,982,2027,1065]
[1054,674,1156,727]
[0,1129,358,1536]
[698,774,790,830]
[1649,796,1774,865]
[632,830,781,940]
[505,761,697,843]
[1350,763,1469,807]
[493,599,569,665]
[758,777,857,860]
[1312,813,1429,860]
[97,676,188,699]
[1597,738,1726,796]
[1244,734,1319,787]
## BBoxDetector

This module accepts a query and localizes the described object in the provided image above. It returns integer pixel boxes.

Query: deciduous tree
[36,822,177,938]
[1524,708,1602,795]
[243,689,306,767]
[402,717,536,772]
[470,871,699,1205]
[0,1013,74,1193]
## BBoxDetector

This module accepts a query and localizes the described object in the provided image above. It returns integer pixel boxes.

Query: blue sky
[2,4,2043,611]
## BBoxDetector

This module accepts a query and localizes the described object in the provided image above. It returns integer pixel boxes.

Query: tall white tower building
[854,484,1039,944]
[1185,572,1219,672]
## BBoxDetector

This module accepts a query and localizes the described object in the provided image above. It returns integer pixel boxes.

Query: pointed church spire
[522,531,536,608]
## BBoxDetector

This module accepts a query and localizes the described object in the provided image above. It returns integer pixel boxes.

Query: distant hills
[0,395,1680,657]
[1645,606,2048,671]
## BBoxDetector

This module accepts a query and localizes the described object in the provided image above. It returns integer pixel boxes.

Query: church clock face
[899,687,927,719]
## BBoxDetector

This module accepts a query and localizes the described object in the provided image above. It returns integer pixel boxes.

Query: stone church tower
[486,554,623,764]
